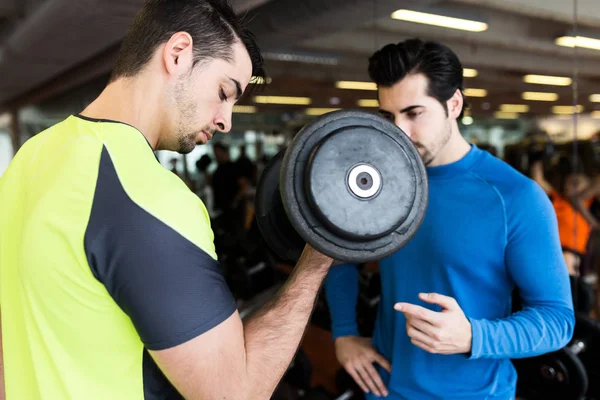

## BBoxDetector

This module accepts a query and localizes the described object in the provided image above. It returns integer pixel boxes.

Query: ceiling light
[462,116,474,125]
[391,9,488,32]
[463,68,478,78]
[499,104,530,113]
[305,108,342,116]
[522,92,559,101]
[556,35,600,51]
[523,74,572,86]
[464,88,487,97]
[494,112,519,119]
[233,105,257,114]
[336,81,377,91]
[357,99,379,107]
[254,96,312,105]
[552,105,584,114]
[263,52,339,66]
[557,114,575,120]
[590,94,600,102]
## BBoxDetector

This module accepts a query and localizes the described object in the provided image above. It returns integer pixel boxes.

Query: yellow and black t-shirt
[0,115,236,399]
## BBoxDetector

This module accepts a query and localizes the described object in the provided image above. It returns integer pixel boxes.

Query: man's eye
[219,89,227,101]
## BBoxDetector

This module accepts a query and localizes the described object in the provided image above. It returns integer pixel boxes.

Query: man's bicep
[85,209,237,349]
[150,310,247,399]
[505,184,571,306]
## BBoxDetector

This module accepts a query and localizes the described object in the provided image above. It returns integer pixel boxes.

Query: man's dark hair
[110,0,265,83]
[368,38,467,119]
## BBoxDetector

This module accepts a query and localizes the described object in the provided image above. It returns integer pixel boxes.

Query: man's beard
[176,126,215,154]
[173,79,202,154]
[176,130,198,154]
[415,120,452,166]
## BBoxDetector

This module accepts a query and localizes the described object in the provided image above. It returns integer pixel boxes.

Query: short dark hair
[110,0,265,83]
[368,38,467,119]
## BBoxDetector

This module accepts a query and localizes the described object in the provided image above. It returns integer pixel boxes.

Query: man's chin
[177,141,197,154]
[180,146,195,154]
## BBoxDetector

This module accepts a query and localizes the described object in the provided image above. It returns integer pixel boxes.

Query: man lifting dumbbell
[0,1,334,399]
[324,39,575,399]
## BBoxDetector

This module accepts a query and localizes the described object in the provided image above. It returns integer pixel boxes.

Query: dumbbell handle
[568,339,586,355]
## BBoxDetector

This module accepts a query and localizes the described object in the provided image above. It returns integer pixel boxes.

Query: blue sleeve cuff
[467,318,483,360]
[331,324,361,341]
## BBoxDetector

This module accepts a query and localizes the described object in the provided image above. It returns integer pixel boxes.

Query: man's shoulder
[472,150,550,210]
[100,146,216,256]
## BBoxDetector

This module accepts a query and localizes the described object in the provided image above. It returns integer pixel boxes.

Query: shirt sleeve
[84,147,237,351]
[468,181,575,359]
[324,263,361,340]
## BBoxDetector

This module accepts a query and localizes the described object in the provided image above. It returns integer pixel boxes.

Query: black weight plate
[255,149,305,264]
[306,127,416,240]
[573,313,600,388]
[281,109,428,263]
[514,347,588,400]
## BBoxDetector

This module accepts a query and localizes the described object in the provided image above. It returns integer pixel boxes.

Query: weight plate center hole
[348,164,381,198]
[357,172,373,190]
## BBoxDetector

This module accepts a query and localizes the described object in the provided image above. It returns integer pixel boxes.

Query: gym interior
[1,1,600,399]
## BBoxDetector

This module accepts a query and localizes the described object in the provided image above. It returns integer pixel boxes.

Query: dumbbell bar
[255,110,428,264]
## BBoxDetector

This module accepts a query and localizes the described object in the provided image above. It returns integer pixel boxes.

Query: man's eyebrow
[228,77,242,100]
[400,105,424,113]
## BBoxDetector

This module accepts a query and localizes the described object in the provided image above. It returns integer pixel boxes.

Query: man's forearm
[242,248,332,399]
[468,305,574,360]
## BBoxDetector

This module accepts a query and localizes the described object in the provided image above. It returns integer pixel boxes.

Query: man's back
[0,115,227,399]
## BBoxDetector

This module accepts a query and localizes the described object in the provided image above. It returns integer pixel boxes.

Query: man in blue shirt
[324,38,575,400]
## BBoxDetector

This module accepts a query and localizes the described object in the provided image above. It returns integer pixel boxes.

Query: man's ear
[447,88,464,119]
[162,31,194,76]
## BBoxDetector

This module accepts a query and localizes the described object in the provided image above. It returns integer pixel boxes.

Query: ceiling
[1,0,600,120]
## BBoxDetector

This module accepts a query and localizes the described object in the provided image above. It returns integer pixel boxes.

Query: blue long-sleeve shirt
[325,145,575,400]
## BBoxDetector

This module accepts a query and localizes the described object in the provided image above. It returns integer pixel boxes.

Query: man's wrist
[466,317,483,359]
[464,335,473,354]
[463,319,473,354]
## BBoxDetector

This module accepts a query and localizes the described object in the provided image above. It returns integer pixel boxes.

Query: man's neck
[429,123,472,167]
[80,76,164,150]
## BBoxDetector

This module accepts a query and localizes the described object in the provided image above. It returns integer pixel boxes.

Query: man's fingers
[362,360,389,397]
[411,338,438,354]
[407,316,440,336]
[373,353,392,373]
[394,303,441,324]
[406,324,437,347]
[355,362,384,397]
[418,292,459,311]
[345,365,370,394]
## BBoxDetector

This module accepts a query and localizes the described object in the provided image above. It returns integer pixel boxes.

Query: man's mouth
[200,130,213,142]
